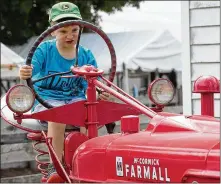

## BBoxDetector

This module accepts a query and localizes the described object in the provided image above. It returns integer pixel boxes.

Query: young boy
[19,2,111,182]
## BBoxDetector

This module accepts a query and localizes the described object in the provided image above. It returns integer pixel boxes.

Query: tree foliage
[1,0,143,46]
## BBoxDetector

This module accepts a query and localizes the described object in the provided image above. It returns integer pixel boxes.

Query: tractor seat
[1,95,79,131]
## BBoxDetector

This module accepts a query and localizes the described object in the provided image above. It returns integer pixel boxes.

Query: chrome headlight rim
[148,78,175,106]
[6,84,35,113]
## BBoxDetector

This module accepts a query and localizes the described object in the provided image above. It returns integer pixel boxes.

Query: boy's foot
[47,163,65,183]
[105,122,116,134]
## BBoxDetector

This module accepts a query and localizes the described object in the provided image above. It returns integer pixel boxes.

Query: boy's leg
[105,122,116,134]
[46,122,66,183]
[47,121,66,162]
[33,100,67,182]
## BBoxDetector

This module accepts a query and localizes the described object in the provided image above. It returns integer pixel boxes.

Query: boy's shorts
[32,98,85,128]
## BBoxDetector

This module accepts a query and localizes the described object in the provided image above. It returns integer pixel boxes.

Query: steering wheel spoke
[32,71,72,84]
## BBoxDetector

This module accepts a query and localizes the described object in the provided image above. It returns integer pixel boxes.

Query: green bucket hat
[48,2,82,23]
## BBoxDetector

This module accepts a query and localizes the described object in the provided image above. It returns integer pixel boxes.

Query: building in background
[181,1,220,118]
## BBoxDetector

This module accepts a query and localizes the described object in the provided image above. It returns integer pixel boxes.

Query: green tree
[1,0,144,46]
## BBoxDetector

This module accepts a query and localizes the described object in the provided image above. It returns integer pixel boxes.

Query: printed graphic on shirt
[40,71,85,96]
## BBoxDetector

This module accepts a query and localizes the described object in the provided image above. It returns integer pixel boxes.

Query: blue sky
[99,1,181,41]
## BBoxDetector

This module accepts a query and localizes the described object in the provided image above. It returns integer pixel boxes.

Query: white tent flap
[1,43,24,66]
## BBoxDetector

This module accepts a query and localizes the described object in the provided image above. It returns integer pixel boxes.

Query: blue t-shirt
[31,39,97,107]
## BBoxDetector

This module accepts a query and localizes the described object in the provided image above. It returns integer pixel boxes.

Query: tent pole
[155,69,159,79]
[147,72,152,106]
[122,63,129,94]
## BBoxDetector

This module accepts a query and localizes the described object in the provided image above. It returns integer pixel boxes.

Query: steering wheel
[26,20,116,108]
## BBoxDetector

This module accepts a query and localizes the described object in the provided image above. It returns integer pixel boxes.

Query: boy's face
[52,25,80,49]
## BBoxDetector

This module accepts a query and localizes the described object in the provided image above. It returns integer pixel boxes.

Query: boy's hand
[96,88,115,101]
[19,65,33,80]
[98,91,110,101]
[98,91,115,101]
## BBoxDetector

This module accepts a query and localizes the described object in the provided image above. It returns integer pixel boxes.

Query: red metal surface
[27,132,43,141]
[188,114,219,122]
[34,141,50,177]
[201,93,215,116]
[27,132,50,178]
[96,100,142,125]
[70,114,220,183]
[71,65,103,76]
[182,169,220,183]
[121,115,139,133]
[64,132,89,170]
[193,75,220,93]
[18,99,143,128]
[70,133,122,182]
[85,78,99,138]
[42,131,71,183]
[193,75,220,116]
[206,142,220,171]
[20,100,87,127]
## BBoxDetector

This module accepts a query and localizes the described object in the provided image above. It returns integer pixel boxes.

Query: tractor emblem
[116,157,124,177]
[62,4,69,10]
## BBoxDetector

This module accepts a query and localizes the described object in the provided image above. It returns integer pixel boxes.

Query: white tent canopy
[79,29,181,73]
[1,43,24,66]
[1,43,25,78]
[125,31,181,72]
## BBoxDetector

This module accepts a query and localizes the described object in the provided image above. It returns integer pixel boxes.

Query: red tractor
[1,20,220,183]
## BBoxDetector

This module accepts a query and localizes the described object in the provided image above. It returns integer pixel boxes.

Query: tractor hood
[70,115,220,182]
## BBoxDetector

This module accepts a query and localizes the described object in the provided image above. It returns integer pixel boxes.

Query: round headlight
[6,85,35,113]
[148,78,175,106]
